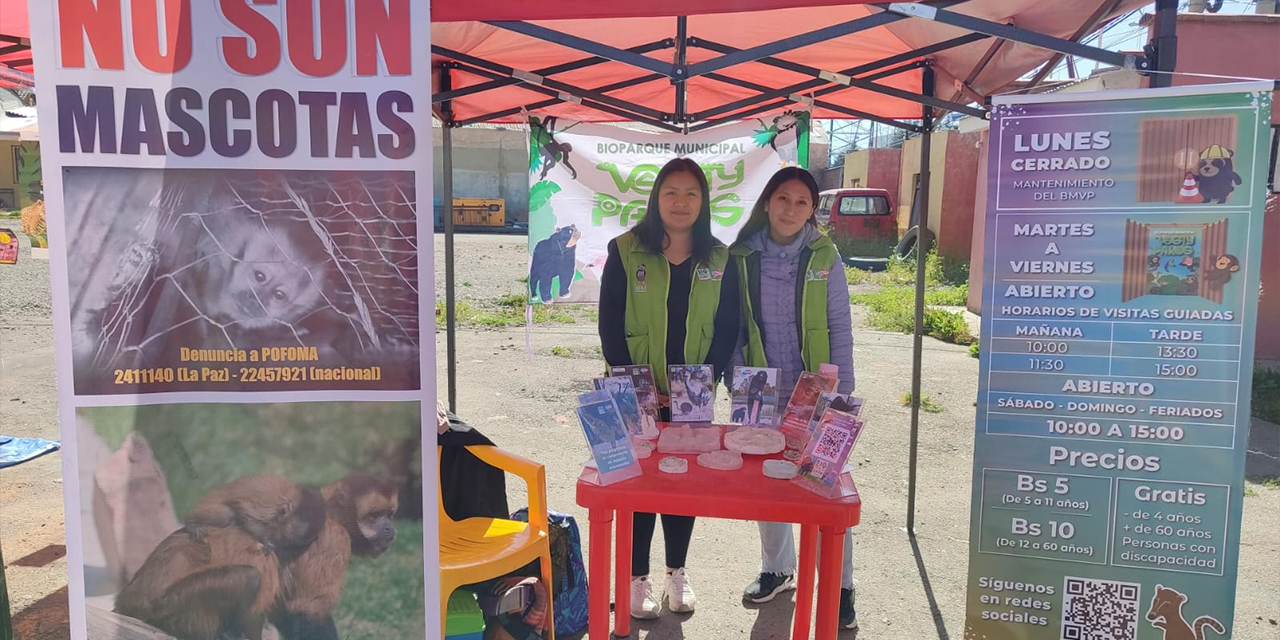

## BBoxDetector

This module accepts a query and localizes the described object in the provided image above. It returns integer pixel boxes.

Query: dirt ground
[2,233,1278,640]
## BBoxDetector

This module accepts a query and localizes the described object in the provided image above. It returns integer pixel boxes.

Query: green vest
[731,233,836,372]
[616,232,729,395]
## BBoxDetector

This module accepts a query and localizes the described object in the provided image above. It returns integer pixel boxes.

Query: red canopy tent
[429,0,1181,535]
[0,0,32,88]
[2,0,1183,535]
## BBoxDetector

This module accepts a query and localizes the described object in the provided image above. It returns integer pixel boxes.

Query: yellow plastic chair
[438,445,556,639]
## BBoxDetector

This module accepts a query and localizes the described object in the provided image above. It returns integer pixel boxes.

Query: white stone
[634,440,655,459]
[658,456,689,474]
[724,427,785,455]
[656,424,721,454]
[637,415,660,440]
[783,449,801,461]
[763,459,799,479]
[696,450,743,471]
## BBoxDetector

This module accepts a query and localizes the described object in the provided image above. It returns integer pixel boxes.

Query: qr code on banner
[812,425,847,460]
[1060,577,1139,640]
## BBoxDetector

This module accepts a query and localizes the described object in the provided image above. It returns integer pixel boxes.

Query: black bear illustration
[529,224,581,303]
[1194,145,1242,204]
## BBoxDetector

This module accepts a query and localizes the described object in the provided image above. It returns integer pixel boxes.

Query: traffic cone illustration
[1176,172,1201,204]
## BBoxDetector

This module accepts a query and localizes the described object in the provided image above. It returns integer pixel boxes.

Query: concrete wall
[432,126,529,225]
[1259,195,1280,360]
[1155,13,1280,358]
[938,131,982,261]
[0,139,19,209]
[968,129,990,314]
[1157,13,1280,125]
[898,133,950,237]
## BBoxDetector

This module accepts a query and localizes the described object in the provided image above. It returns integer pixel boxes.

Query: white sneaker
[664,568,697,613]
[630,576,660,619]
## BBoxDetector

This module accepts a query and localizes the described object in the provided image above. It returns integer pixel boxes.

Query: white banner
[29,1,437,638]
[526,113,811,304]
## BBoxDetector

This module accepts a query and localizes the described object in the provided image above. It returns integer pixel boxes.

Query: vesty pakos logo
[635,264,646,292]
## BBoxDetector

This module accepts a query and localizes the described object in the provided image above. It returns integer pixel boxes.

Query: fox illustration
[1145,585,1226,640]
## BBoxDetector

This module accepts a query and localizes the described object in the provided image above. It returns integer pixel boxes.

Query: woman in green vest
[730,167,859,630]
[598,157,741,619]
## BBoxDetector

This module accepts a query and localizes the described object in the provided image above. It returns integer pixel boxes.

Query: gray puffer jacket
[729,224,855,399]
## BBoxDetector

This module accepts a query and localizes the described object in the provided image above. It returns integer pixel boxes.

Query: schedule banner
[964,84,1272,640]
[29,1,437,639]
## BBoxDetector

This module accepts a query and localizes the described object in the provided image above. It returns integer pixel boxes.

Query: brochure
[667,364,715,423]
[575,390,642,485]
[778,372,839,448]
[593,376,647,439]
[730,366,781,426]
[608,365,662,436]
[792,408,864,498]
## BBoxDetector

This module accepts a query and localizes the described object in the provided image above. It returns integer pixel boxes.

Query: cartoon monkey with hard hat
[1194,144,1242,204]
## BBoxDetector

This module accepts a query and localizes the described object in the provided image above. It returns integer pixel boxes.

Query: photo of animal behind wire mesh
[63,168,421,395]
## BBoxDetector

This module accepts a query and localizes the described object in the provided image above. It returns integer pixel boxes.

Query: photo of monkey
[74,401,424,640]
[62,167,421,395]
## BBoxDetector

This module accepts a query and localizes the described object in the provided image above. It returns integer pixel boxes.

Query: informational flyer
[28,1,437,639]
[964,84,1272,640]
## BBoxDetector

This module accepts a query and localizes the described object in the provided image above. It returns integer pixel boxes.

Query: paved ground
[2,233,1278,639]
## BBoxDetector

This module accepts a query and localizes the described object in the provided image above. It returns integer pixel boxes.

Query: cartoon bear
[1194,145,1242,204]
[529,224,581,303]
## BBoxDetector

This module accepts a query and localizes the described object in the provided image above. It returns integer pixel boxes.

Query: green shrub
[550,346,572,357]
[970,342,981,358]
[850,286,973,345]
[833,236,896,260]
[1252,367,1280,423]
[900,393,945,413]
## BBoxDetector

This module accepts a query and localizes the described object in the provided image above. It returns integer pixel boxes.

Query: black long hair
[629,157,718,266]
[733,166,820,246]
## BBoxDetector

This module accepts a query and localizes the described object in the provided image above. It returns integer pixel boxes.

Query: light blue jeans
[759,521,855,589]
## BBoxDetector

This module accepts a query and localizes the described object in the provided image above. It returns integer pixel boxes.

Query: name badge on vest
[635,264,647,292]
[806,268,830,282]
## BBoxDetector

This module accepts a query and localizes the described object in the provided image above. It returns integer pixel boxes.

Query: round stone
[697,450,744,471]
[724,427,786,455]
[763,459,798,479]
[658,456,689,474]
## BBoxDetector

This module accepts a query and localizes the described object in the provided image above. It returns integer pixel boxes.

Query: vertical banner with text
[965,84,1272,640]
[28,1,437,638]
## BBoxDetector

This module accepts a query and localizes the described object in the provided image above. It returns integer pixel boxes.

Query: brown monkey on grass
[270,475,400,640]
[114,476,326,640]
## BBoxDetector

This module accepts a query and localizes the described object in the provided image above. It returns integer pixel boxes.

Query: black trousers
[631,512,695,576]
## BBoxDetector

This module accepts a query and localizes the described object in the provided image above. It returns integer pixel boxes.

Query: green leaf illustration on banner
[527,181,563,255]
[795,111,811,169]
[529,180,562,212]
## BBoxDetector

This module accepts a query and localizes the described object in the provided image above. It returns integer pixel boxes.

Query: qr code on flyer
[1060,577,1139,640]
[812,425,847,460]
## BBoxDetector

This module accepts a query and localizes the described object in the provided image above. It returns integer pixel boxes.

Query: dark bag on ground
[510,509,588,638]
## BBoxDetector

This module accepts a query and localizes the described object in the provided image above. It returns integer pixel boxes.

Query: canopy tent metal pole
[690,33,987,122]
[435,39,673,103]
[1148,0,1178,89]
[907,64,936,536]
[454,73,668,126]
[1021,0,1125,92]
[441,65,458,413]
[675,16,689,128]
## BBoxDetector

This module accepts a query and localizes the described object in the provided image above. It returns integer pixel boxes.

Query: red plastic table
[575,436,861,640]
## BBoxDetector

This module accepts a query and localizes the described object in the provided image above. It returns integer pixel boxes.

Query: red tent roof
[0,0,32,87]
[2,1,1145,118]
[432,0,1146,124]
